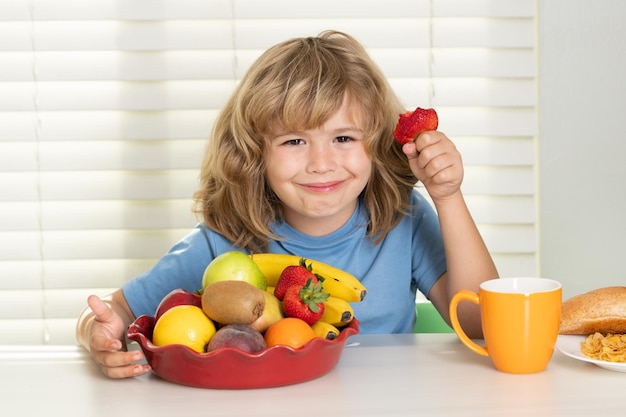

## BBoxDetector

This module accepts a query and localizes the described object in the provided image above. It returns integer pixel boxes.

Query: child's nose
[306,145,337,173]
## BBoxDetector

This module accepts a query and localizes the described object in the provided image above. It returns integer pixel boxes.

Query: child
[77,30,498,378]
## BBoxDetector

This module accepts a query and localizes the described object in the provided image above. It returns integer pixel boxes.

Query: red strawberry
[274,258,321,301]
[392,107,438,145]
[282,278,329,325]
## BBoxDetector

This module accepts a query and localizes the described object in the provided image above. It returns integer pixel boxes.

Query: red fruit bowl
[127,315,359,389]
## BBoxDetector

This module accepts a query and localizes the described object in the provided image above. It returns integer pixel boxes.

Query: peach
[206,324,266,354]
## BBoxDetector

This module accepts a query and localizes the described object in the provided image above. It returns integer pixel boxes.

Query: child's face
[265,99,372,236]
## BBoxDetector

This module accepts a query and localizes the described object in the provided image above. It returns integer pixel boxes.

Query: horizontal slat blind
[0,0,537,344]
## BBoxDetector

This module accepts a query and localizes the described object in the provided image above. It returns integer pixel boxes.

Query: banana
[250,253,367,302]
[318,275,366,303]
[319,296,354,327]
[303,257,367,303]
[311,321,340,340]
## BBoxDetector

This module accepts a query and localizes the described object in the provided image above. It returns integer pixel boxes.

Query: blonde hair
[193,30,417,252]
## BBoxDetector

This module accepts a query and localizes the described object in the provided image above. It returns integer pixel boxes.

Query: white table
[1,333,624,416]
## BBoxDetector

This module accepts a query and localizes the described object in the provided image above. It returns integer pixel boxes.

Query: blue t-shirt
[122,189,446,334]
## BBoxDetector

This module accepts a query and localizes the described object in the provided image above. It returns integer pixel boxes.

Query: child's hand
[86,295,151,378]
[402,131,463,202]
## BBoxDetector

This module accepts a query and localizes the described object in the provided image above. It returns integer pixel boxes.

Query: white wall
[538,0,626,299]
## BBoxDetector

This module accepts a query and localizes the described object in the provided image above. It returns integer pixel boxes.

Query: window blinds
[0,0,537,344]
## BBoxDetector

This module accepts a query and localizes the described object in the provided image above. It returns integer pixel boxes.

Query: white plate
[556,335,626,372]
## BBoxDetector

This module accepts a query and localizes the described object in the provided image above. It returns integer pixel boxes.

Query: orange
[264,317,316,349]
[152,305,216,353]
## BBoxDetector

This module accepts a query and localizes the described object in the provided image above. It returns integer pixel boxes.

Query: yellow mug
[449,278,562,374]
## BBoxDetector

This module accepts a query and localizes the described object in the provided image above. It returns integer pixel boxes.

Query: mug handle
[449,290,488,357]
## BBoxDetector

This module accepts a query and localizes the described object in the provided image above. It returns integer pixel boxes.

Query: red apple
[154,288,202,322]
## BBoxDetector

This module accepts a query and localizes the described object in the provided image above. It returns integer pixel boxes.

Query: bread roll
[559,286,626,334]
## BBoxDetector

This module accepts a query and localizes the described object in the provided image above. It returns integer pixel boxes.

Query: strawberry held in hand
[274,258,321,301]
[392,107,438,145]
[282,278,329,325]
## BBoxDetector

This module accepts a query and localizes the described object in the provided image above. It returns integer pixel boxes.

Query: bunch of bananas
[250,253,367,338]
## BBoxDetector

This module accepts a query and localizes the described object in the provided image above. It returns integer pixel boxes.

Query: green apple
[202,251,267,291]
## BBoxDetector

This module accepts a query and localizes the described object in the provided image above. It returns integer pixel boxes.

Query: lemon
[152,305,216,353]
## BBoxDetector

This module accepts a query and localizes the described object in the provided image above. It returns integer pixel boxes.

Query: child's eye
[335,136,353,143]
[283,138,304,146]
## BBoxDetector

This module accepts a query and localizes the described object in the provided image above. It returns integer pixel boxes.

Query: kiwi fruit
[201,280,266,325]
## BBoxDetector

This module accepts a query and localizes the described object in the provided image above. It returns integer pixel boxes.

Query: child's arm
[76,290,151,378]
[402,131,499,338]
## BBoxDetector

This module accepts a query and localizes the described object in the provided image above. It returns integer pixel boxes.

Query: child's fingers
[90,329,123,352]
[93,350,151,379]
